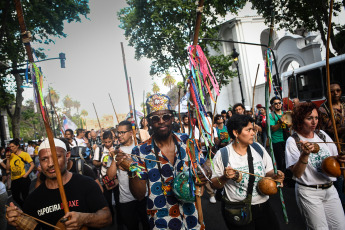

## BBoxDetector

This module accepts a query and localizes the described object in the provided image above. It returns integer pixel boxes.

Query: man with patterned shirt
[116,93,209,230]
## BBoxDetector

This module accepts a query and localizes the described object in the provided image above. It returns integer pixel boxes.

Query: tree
[152,83,160,94]
[73,100,81,114]
[62,95,73,116]
[80,109,88,118]
[250,0,345,55]
[0,0,89,138]
[44,87,60,107]
[19,100,45,141]
[118,0,244,86]
[162,72,176,90]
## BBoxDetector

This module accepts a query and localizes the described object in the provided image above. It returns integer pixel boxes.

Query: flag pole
[92,103,102,132]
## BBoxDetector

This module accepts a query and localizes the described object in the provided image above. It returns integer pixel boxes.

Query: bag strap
[75,158,84,175]
[220,147,228,168]
[246,147,255,201]
[250,142,263,159]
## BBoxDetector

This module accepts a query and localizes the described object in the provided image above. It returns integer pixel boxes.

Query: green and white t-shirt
[212,143,273,205]
[285,130,337,185]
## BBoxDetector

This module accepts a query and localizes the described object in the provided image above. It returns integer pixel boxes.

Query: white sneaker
[209,196,216,204]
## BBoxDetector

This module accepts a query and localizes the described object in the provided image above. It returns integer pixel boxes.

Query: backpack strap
[220,147,228,168]
[250,142,263,158]
[75,158,84,175]
[315,131,327,143]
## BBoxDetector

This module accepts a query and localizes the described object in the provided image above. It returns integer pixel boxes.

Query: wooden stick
[309,142,345,145]
[211,95,218,140]
[92,103,102,132]
[109,93,120,124]
[178,87,182,132]
[251,64,260,116]
[5,205,61,229]
[231,169,281,183]
[125,153,162,163]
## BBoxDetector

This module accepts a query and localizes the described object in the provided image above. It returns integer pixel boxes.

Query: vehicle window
[296,68,323,101]
[288,76,297,99]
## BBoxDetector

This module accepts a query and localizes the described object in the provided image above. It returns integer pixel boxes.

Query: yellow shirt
[34,146,39,155]
[10,152,33,180]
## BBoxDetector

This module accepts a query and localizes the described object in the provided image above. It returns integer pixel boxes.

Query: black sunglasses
[273,102,282,105]
[116,130,131,136]
[150,114,173,123]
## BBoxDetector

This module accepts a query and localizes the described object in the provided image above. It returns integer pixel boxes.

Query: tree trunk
[11,65,24,139]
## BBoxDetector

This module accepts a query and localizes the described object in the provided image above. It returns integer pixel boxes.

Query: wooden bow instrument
[12,1,85,229]
[321,0,345,183]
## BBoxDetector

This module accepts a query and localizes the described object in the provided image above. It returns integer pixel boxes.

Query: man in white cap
[6,138,112,229]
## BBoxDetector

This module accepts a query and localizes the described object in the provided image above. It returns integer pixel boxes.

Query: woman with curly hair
[285,102,345,229]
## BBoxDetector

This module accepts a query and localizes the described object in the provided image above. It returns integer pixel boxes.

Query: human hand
[63,211,86,230]
[300,141,314,155]
[6,202,23,227]
[224,166,237,179]
[272,170,285,184]
[92,144,97,150]
[195,164,212,186]
[115,152,133,171]
[336,154,345,164]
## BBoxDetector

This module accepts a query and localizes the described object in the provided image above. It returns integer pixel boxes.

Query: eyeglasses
[116,130,131,136]
[273,102,282,105]
[150,114,173,123]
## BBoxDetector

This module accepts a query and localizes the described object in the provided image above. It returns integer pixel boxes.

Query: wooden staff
[108,93,120,124]
[230,170,281,183]
[12,0,71,223]
[251,64,260,116]
[130,77,142,142]
[5,205,60,229]
[178,87,183,132]
[143,90,146,118]
[120,42,138,146]
[52,104,65,137]
[191,0,205,225]
[92,103,102,132]
[324,0,345,180]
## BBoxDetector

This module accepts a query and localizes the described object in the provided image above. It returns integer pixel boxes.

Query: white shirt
[27,146,35,157]
[285,130,337,185]
[75,137,87,147]
[93,146,110,176]
[212,143,273,205]
[183,126,200,139]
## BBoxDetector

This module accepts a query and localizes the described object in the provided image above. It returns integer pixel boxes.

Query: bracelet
[299,158,308,164]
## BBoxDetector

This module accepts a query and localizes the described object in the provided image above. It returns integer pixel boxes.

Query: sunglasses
[116,130,131,136]
[150,114,173,123]
[273,102,282,105]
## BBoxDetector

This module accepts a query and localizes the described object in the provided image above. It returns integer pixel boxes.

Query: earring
[236,136,239,144]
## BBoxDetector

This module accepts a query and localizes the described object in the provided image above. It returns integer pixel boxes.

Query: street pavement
[6,178,306,230]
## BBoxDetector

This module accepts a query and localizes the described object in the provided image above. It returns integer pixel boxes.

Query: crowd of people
[1,83,345,229]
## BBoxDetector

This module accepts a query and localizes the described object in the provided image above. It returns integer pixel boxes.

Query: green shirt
[269,112,286,143]
[217,125,230,143]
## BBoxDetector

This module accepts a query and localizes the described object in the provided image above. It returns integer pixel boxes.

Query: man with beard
[106,121,149,230]
[6,138,111,229]
[116,93,210,230]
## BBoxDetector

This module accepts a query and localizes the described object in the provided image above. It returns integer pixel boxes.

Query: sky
[24,0,183,120]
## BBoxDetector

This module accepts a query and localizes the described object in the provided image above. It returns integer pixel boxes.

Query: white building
[211,3,345,113]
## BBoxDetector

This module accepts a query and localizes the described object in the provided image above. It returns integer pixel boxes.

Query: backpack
[215,142,264,201]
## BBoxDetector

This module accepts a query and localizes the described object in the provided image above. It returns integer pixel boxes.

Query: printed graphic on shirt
[309,147,331,173]
[37,200,80,216]
[235,161,265,198]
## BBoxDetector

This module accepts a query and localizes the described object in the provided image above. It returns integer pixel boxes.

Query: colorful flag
[62,115,78,131]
